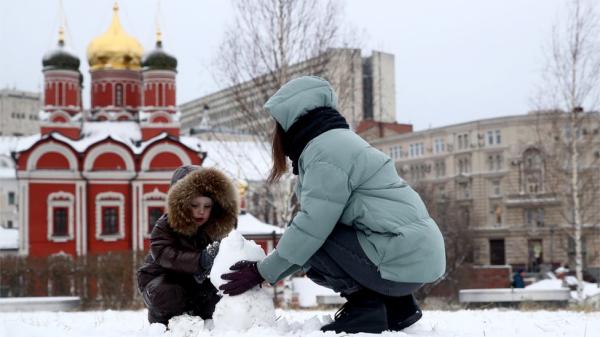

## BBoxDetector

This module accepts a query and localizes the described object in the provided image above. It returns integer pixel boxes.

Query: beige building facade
[0,89,41,136]
[180,48,396,134]
[368,112,600,277]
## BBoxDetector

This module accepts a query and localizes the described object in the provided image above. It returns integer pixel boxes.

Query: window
[95,192,125,240]
[489,239,506,265]
[389,145,403,160]
[47,191,74,241]
[7,191,15,205]
[458,157,471,174]
[148,207,163,234]
[523,148,544,193]
[7,220,13,229]
[53,207,69,237]
[434,160,446,177]
[457,133,469,150]
[490,180,501,196]
[524,208,545,227]
[495,154,503,170]
[486,129,502,145]
[115,84,123,107]
[102,207,119,235]
[434,138,445,154]
[409,143,424,158]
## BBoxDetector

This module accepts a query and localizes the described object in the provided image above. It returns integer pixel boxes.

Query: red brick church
[15,4,205,257]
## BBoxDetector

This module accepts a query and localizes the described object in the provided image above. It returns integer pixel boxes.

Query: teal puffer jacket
[257,76,446,284]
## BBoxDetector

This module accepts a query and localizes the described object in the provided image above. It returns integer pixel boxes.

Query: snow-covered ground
[1,308,599,337]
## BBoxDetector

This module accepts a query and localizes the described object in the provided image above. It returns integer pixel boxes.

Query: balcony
[504,193,561,207]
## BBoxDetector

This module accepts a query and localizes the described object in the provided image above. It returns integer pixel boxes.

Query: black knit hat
[170,165,201,187]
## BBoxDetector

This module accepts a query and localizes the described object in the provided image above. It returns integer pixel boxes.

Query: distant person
[219,76,446,334]
[512,269,525,288]
[137,165,238,326]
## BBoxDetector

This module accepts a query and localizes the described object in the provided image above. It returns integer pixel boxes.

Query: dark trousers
[141,274,220,325]
[306,225,423,297]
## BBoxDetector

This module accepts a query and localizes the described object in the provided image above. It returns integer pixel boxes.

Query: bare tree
[412,182,474,299]
[210,0,361,226]
[533,0,600,299]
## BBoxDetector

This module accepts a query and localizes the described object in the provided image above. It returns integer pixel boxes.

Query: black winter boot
[320,289,388,334]
[384,294,422,331]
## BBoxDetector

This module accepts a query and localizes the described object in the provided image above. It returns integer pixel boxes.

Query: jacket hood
[167,167,239,239]
[263,76,337,131]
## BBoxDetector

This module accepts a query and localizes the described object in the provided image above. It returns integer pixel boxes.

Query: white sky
[0,0,568,131]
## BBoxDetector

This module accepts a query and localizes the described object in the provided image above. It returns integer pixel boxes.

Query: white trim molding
[47,191,75,242]
[48,110,71,123]
[84,143,135,172]
[141,143,191,171]
[141,188,167,239]
[95,191,126,242]
[26,142,78,171]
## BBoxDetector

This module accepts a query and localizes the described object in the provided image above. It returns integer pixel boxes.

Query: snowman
[209,230,276,331]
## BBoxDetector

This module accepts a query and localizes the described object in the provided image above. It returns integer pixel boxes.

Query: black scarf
[283,107,349,175]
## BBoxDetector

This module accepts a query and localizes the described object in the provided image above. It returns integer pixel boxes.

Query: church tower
[87,2,143,121]
[140,25,180,140]
[41,25,82,139]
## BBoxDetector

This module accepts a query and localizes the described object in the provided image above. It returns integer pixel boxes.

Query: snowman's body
[209,230,276,331]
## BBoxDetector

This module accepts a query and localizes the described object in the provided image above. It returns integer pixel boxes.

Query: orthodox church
[15,4,205,256]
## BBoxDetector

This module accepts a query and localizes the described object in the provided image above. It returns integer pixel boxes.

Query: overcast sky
[0,0,567,131]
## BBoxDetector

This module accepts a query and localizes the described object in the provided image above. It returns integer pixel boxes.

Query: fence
[0,251,147,310]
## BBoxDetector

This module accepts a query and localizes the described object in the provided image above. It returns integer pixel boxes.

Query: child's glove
[194,241,220,284]
[219,260,264,295]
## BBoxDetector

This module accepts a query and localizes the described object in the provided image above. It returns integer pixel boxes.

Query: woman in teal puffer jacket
[219,76,446,334]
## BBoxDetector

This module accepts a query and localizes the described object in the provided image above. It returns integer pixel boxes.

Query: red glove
[219,260,264,296]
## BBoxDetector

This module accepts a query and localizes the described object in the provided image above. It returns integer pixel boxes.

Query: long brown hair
[268,122,288,183]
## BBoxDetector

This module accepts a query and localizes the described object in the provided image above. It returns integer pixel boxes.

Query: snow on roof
[0,227,18,250]
[238,212,283,236]
[181,137,271,181]
[0,135,41,156]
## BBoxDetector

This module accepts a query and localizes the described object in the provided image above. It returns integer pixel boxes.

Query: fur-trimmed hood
[167,167,239,239]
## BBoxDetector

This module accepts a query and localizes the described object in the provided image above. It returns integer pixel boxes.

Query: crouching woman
[137,165,239,326]
[219,76,446,334]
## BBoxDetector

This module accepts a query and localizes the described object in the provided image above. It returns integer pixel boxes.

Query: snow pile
[209,230,275,331]
[292,276,342,308]
[237,212,284,236]
[526,275,600,300]
[3,309,600,337]
[0,227,18,250]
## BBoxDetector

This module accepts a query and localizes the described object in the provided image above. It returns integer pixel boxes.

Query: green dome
[142,41,177,71]
[43,40,80,71]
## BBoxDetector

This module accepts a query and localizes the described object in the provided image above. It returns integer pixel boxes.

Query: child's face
[190,196,213,226]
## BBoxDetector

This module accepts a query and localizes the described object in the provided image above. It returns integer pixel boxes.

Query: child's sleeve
[150,224,202,274]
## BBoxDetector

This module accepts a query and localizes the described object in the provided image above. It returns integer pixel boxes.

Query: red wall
[92,153,127,170]
[28,183,77,257]
[35,152,71,170]
[148,152,183,171]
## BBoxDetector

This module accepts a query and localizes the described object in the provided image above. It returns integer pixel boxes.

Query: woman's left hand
[219,260,264,295]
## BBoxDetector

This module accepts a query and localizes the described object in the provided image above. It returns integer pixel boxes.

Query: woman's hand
[219,260,264,295]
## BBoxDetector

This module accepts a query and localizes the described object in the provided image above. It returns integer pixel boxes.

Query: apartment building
[368,112,600,277]
[0,89,41,136]
[180,48,396,134]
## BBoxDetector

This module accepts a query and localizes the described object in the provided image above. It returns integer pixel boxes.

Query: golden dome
[87,2,143,71]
